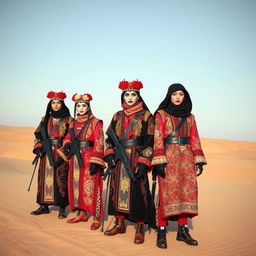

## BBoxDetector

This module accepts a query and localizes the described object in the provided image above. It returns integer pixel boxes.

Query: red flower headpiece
[118,80,143,91]
[47,91,67,101]
[72,93,93,102]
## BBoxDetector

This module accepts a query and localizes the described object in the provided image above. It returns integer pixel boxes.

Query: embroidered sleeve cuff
[194,156,207,165]
[33,143,43,154]
[137,156,151,167]
[104,148,115,158]
[89,157,106,168]
[63,139,71,146]
[151,155,167,166]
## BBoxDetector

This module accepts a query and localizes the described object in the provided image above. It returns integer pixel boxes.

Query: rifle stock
[106,129,135,181]
[40,126,54,167]
[68,128,84,168]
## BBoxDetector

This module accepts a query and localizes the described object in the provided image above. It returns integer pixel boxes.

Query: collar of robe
[76,113,94,123]
[122,101,143,116]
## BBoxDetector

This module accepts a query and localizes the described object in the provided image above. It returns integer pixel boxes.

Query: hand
[100,169,105,177]
[104,154,115,168]
[196,163,204,176]
[55,156,64,169]
[63,144,71,155]
[33,147,42,157]
[90,163,100,176]
[152,163,167,179]
[135,163,149,180]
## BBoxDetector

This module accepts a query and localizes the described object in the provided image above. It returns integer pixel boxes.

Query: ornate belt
[164,136,190,147]
[120,138,143,147]
[50,139,61,145]
[79,141,94,147]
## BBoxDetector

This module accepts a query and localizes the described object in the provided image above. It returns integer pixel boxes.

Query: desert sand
[0,126,256,256]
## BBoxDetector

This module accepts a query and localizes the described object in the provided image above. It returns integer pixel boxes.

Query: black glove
[90,163,100,176]
[104,154,115,168]
[100,169,105,177]
[135,163,149,180]
[33,147,42,156]
[55,156,64,169]
[152,163,167,179]
[63,144,71,155]
[196,163,204,176]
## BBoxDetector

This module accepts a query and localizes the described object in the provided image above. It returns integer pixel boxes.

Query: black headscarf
[43,100,70,126]
[156,83,192,117]
[121,90,150,111]
[35,100,70,140]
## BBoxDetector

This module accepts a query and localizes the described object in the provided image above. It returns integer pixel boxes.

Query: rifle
[149,173,157,232]
[27,154,40,191]
[67,128,84,169]
[106,129,135,181]
[40,126,54,167]
[100,166,112,232]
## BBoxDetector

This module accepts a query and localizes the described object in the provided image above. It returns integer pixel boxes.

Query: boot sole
[104,231,126,236]
[176,237,198,246]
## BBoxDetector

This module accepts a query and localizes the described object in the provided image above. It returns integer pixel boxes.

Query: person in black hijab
[31,91,73,219]
[152,83,207,249]
[156,83,192,117]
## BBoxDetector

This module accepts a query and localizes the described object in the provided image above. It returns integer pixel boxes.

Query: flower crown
[47,91,67,101]
[72,93,93,102]
[118,80,143,91]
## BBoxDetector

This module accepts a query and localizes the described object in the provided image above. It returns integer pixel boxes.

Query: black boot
[31,205,50,215]
[176,224,198,246]
[156,227,167,249]
[58,206,67,219]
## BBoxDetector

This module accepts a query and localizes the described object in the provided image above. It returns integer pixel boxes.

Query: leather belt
[164,136,190,147]
[50,139,61,145]
[79,141,94,147]
[120,138,143,147]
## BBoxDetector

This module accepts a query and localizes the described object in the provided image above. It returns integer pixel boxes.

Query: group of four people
[30,80,207,249]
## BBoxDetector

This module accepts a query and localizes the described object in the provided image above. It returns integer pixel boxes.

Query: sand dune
[0,126,256,256]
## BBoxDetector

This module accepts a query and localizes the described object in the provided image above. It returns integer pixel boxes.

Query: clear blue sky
[0,0,255,141]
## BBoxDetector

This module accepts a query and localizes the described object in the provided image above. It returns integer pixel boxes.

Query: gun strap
[48,118,63,138]
[122,110,145,141]
[167,117,186,139]
[76,117,93,139]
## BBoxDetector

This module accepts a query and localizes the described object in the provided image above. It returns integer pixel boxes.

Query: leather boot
[104,218,126,236]
[176,224,198,246]
[156,227,167,249]
[31,205,50,215]
[58,206,67,219]
[134,224,145,244]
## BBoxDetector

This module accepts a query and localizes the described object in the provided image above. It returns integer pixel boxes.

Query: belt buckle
[179,137,184,145]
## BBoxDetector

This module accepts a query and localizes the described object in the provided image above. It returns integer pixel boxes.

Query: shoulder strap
[48,118,63,138]
[76,117,93,139]
[122,110,145,140]
[169,117,186,138]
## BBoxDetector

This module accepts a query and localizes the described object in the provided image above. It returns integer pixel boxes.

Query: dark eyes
[124,93,137,97]
[77,104,87,108]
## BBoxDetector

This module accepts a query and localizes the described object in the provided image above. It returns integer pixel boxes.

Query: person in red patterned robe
[31,91,73,219]
[103,80,155,244]
[152,83,207,249]
[57,93,105,230]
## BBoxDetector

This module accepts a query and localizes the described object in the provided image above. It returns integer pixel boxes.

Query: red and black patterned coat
[33,115,73,206]
[58,114,105,218]
[105,103,155,223]
[152,110,207,220]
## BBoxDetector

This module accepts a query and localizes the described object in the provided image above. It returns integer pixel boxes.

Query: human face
[51,100,62,111]
[76,102,89,115]
[170,90,185,105]
[123,90,139,105]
